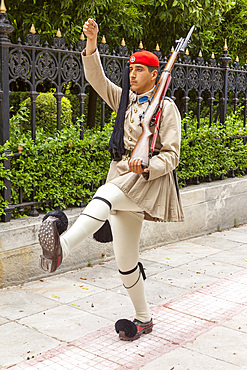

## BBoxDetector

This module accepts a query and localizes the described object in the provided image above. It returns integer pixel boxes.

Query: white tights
[60,183,151,322]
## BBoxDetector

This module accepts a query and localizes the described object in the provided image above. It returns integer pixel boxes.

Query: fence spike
[211,52,215,59]
[139,41,143,49]
[101,35,106,44]
[17,145,23,154]
[121,38,126,47]
[185,47,189,55]
[0,0,6,13]
[56,28,62,38]
[30,24,36,34]
[171,46,174,53]
[156,43,160,51]
[198,50,202,57]
[223,39,228,51]
[236,55,239,62]
[80,32,85,41]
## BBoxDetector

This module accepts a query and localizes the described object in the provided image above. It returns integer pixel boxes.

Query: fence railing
[0,7,246,221]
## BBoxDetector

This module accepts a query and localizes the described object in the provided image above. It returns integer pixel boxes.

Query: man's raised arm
[83,18,99,56]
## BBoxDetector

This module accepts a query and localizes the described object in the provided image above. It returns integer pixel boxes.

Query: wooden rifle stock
[130,26,195,168]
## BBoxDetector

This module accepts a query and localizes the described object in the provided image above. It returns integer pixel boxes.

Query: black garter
[119,262,146,289]
[82,196,113,243]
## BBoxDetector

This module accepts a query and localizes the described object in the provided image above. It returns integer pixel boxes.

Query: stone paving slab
[1,224,247,369]
[0,288,59,320]
[223,309,247,334]
[149,265,217,290]
[0,322,59,368]
[72,290,134,322]
[189,234,244,250]
[234,225,247,233]
[183,325,247,367]
[184,256,244,278]
[19,305,112,343]
[111,277,188,305]
[162,240,224,257]
[141,346,240,370]
[211,229,247,244]
[140,247,201,267]
[22,275,105,304]
[208,248,247,268]
[64,265,122,290]
[0,315,10,325]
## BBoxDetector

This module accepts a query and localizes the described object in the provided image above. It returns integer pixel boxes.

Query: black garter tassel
[93,220,113,243]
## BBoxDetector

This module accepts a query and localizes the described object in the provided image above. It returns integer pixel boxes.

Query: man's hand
[129,158,149,174]
[83,18,99,40]
[83,19,99,55]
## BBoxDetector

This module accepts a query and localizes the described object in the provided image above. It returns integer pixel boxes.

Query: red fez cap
[129,50,159,67]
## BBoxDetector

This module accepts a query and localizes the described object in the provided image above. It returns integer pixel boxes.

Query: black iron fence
[0,7,246,221]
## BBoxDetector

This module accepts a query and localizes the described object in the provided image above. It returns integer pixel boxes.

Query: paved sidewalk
[1,224,247,369]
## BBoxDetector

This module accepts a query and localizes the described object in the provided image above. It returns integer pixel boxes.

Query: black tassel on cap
[109,62,130,159]
[93,219,113,243]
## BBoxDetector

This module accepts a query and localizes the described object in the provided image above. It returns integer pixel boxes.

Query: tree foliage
[5,0,247,64]
[140,0,235,57]
[6,0,145,50]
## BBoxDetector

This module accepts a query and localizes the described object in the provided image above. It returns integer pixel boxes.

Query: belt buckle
[122,154,130,161]
[122,149,132,161]
[127,149,132,158]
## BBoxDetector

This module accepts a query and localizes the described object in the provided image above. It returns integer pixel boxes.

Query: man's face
[129,64,157,95]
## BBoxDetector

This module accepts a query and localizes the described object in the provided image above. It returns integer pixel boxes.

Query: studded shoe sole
[38,216,62,273]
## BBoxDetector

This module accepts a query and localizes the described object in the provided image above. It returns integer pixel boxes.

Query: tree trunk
[87,86,98,129]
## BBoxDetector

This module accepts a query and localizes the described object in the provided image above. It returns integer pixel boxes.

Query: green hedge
[178,114,247,184]
[15,91,72,135]
[0,142,12,216]
[1,107,247,217]
[8,115,113,215]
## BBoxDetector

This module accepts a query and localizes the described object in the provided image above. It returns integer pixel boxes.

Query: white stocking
[61,183,141,258]
[110,210,151,323]
[59,183,151,322]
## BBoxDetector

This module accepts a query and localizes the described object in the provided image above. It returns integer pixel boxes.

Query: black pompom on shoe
[115,318,153,341]
[115,319,137,339]
[42,210,68,235]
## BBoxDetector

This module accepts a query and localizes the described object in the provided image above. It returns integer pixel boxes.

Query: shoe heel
[48,261,53,273]
[144,327,153,334]
[39,255,50,272]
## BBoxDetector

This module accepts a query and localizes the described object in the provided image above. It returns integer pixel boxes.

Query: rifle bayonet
[176,25,195,53]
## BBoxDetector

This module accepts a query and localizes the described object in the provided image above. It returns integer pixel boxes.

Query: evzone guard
[38,18,189,341]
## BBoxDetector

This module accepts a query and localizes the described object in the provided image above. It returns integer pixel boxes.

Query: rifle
[130,25,195,168]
